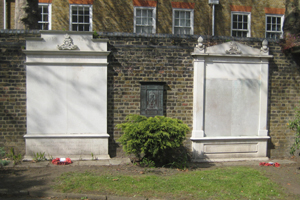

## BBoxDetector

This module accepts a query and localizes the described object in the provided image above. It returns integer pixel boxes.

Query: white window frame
[231,11,251,37]
[69,4,93,31]
[134,6,156,34]
[172,8,194,35]
[38,3,52,30]
[265,14,284,39]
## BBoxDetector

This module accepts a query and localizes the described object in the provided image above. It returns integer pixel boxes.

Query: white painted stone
[24,31,110,160]
[191,41,272,162]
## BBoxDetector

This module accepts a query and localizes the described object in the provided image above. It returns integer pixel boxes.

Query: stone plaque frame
[191,40,273,162]
[23,31,110,160]
[140,82,165,117]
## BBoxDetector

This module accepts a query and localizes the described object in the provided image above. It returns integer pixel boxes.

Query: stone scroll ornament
[225,42,242,54]
[57,34,78,50]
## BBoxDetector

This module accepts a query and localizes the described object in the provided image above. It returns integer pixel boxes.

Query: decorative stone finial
[260,39,269,53]
[225,42,242,54]
[57,34,78,50]
[194,36,205,52]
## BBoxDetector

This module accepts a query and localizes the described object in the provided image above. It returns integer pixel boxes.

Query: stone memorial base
[192,136,270,162]
[23,134,110,160]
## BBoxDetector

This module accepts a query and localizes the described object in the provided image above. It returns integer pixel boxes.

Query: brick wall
[214,0,285,38]
[1,30,299,158]
[268,48,300,158]
[105,33,196,156]
[0,30,40,154]
[48,0,285,38]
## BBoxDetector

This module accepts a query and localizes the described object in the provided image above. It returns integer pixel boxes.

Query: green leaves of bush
[116,114,190,167]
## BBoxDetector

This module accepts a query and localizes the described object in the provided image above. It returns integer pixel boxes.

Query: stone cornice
[23,50,110,56]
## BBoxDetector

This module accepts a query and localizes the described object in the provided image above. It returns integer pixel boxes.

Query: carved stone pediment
[57,34,78,50]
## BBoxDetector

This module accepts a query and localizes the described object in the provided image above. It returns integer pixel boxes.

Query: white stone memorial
[191,38,272,161]
[23,31,110,160]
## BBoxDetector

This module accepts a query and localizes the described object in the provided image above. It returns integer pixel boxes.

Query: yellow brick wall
[215,0,285,38]
[7,0,16,29]
[51,0,69,31]
[93,0,134,33]
[2,0,286,37]
[49,0,285,38]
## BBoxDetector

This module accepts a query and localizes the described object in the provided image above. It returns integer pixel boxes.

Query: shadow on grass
[0,167,50,197]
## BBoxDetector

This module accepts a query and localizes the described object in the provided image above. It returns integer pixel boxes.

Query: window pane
[79,24,84,31]
[180,19,185,26]
[243,15,247,22]
[272,17,276,23]
[186,19,190,26]
[142,26,147,33]
[233,15,237,21]
[267,17,271,23]
[72,7,77,14]
[142,10,147,17]
[186,12,190,18]
[72,24,77,31]
[44,14,48,21]
[142,17,147,25]
[175,19,179,26]
[79,16,83,22]
[136,18,141,25]
[277,25,281,31]
[238,22,242,29]
[85,16,89,23]
[79,8,83,15]
[148,10,152,18]
[185,28,191,34]
[179,11,184,18]
[72,16,77,22]
[238,15,242,21]
[243,22,247,29]
[43,7,48,13]
[44,23,49,30]
[84,24,89,31]
[136,9,141,17]
[233,22,237,29]
[272,24,276,31]
[175,11,179,18]
[136,26,142,33]
[148,18,152,25]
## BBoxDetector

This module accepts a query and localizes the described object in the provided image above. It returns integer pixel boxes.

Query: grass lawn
[54,166,285,199]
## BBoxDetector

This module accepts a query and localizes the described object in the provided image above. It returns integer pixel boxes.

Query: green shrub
[0,147,10,167]
[288,104,300,156]
[116,114,190,167]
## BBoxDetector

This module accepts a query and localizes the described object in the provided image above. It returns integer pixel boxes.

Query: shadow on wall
[107,44,122,158]
[93,1,133,32]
